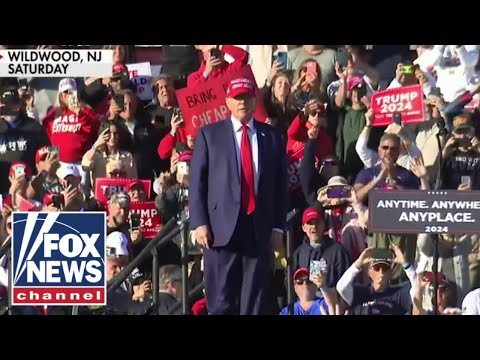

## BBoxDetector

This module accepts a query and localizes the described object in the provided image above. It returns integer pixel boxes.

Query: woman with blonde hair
[42,78,100,192]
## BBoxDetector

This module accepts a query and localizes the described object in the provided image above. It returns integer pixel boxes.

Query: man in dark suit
[189,77,287,315]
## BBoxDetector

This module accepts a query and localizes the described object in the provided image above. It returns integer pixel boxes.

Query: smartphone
[309,260,322,280]
[65,177,76,189]
[130,213,141,231]
[461,175,472,188]
[327,187,348,199]
[430,87,442,97]
[49,146,59,157]
[401,64,416,74]
[51,194,63,209]
[177,161,189,176]
[68,92,79,108]
[457,137,472,148]
[210,45,221,58]
[371,248,394,260]
[173,108,184,126]
[392,112,402,125]
[114,94,125,110]
[306,62,318,77]
[274,51,288,68]
[14,166,25,178]
[337,48,349,69]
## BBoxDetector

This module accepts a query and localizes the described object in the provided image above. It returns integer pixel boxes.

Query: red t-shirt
[43,107,100,163]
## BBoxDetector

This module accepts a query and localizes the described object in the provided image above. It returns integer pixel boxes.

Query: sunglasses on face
[380,145,399,152]
[295,277,312,285]
[110,170,127,178]
[371,264,391,272]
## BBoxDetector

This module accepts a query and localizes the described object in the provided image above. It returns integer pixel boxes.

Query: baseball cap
[370,258,392,267]
[0,87,21,104]
[226,78,256,98]
[328,176,348,187]
[178,150,193,162]
[9,161,32,179]
[56,163,80,180]
[58,78,77,93]
[35,146,50,163]
[452,114,474,132]
[347,76,366,91]
[302,207,321,224]
[127,180,146,192]
[106,231,129,257]
[293,267,309,281]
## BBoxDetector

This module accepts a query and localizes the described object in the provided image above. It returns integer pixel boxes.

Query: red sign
[130,201,162,239]
[94,178,152,206]
[371,85,425,127]
[175,65,267,135]
[287,145,304,194]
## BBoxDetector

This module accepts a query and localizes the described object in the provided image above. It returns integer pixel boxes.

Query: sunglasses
[110,170,127,178]
[294,277,312,285]
[371,264,391,272]
[380,145,399,152]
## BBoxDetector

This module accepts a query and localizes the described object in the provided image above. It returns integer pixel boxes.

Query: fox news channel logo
[11,212,107,306]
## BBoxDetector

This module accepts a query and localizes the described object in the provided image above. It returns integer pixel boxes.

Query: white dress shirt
[231,116,259,194]
[230,116,283,234]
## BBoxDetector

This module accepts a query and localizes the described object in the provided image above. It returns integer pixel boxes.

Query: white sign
[126,62,154,101]
[0,50,113,77]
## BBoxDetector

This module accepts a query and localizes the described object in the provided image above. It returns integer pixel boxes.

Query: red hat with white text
[226,78,256,98]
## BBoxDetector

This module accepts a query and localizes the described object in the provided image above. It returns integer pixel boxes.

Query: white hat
[58,78,77,93]
[328,176,348,187]
[106,231,129,257]
[56,164,81,180]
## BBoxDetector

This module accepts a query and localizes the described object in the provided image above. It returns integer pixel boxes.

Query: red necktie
[240,124,256,215]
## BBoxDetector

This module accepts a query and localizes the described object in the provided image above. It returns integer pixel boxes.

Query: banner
[287,145,304,194]
[175,65,267,135]
[94,178,152,206]
[370,85,425,127]
[369,189,480,234]
[126,62,154,101]
[130,201,162,239]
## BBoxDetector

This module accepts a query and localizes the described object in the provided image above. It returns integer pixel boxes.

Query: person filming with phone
[441,114,480,190]
[336,245,415,315]
[188,45,249,87]
[42,78,100,194]
[0,85,50,196]
[291,207,351,313]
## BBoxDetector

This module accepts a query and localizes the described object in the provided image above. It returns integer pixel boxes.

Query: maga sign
[371,85,425,127]
[176,65,267,135]
[94,178,152,206]
[130,201,162,239]
[369,190,480,234]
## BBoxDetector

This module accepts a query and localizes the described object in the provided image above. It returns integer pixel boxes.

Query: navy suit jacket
[189,118,287,248]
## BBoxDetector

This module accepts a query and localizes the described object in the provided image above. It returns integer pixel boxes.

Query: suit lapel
[224,119,241,187]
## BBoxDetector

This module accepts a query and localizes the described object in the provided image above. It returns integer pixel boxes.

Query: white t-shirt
[462,288,480,315]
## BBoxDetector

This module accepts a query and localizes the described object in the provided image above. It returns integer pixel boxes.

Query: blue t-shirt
[279,298,329,315]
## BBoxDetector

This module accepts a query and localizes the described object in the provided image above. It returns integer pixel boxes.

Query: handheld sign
[130,201,162,239]
[126,62,154,101]
[369,190,480,234]
[94,178,152,206]
[370,85,425,127]
[175,65,267,136]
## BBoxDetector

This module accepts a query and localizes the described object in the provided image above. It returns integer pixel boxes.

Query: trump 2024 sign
[11,212,106,306]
